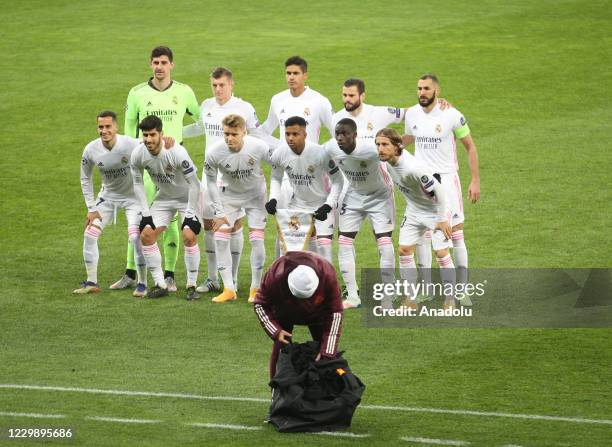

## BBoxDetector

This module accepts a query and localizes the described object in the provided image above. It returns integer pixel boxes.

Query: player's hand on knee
[265,198,277,215]
[212,216,230,232]
[85,210,102,228]
[276,329,292,345]
[313,204,332,221]
[182,215,202,235]
[139,215,156,233]
[435,220,452,240]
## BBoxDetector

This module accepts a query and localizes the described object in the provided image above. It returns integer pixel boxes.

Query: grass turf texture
[1,0,611,446]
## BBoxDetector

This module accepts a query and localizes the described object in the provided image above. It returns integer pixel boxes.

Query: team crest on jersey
[360,161,367,168]
[165,163,174,173]
[307,165,315,174]
[367,122,374,131]
[181,160,190,169]
[121,156,129,164]
[248,157,255,166]
[304,107,310,116]
[435,124,442,133]
[289,215,301,231]
[172,96,178,105]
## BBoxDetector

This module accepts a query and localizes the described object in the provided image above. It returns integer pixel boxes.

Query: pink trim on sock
[85,226,102,238]
[142,243,160,254]
[452,230,464,240]
[437,255,453,267]
[214,232,231,241]
[249,229,265,241]
[127,226,140,237]
[317,238,332,246]
[377,236,393,246]
[399,255,415,267]
[185,245,200,254]
[338,235,354,246]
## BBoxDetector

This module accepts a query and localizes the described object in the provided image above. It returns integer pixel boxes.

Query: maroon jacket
[253,251,343,359]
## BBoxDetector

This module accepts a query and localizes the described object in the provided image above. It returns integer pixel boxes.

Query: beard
[344,99,361,112]
[419,91,436,107]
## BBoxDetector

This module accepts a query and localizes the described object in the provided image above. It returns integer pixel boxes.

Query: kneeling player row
[77,110,468,310]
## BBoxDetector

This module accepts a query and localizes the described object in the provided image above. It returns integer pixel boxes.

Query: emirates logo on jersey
[304,107,310,116]
[435,124,442,133]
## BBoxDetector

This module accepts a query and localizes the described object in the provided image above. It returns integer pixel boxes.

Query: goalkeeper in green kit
[111,46,200,292]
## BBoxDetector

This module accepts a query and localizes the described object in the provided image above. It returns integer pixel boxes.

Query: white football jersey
[262,87,334,143]
[80,135,140,210]
[183,96,262,151]
[204,135,269,202]
[404,103,470,174]
[324,139,393,207]
[270,142,343,211]
[130,143,199,202]
[332,103,404,143]
[387,151,445,217]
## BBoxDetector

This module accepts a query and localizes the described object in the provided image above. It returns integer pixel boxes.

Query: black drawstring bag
[268,341,366,433]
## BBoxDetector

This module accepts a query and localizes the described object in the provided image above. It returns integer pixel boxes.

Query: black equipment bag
[268,341,365,432]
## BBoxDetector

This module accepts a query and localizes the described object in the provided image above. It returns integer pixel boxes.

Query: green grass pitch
[0,0,610,446]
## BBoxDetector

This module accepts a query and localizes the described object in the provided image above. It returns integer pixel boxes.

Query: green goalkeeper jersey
[125,79,200,141]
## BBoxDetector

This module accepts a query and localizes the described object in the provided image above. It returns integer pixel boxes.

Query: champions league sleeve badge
[274,209,315,255]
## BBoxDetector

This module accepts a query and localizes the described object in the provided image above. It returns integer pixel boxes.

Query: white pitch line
[0,411,65,419]
[313,431,370,438]
[85,416,161,424]
[2,383,611,426]
[400,436,470,446]
[188,422,261,431]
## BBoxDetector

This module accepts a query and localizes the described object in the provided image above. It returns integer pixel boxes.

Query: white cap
[287,265,319,299]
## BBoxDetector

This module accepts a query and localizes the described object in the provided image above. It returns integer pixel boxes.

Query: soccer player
[403,74,480,303]
[114,45,200,293]
[253,251,343,379]
[204,114,270,304]
[331,78,404,143]
[183,67,276,295]
[74,111,147,296]
[131,115,202,300]
[376,128,457,309]
[324,118,396,309]
[266,116,344,263]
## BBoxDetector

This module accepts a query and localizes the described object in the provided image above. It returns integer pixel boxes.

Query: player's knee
[182,228,197,246]
[203,219,214,231]
[140,229,155,246]
[233,219,243,231]
[452,223,463,232]
[435,248,450,258]
[398,245,415,256]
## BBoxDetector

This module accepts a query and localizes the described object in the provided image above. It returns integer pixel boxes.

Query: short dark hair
[344,78,365,95]
[285,55,307,73]
[419,73,439,85]
[211,67,233,80]
[284,116,307,128]
[336,118,357,131]
[151,46,173,62]
[139,115,163,132]
[97,110,117,121]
